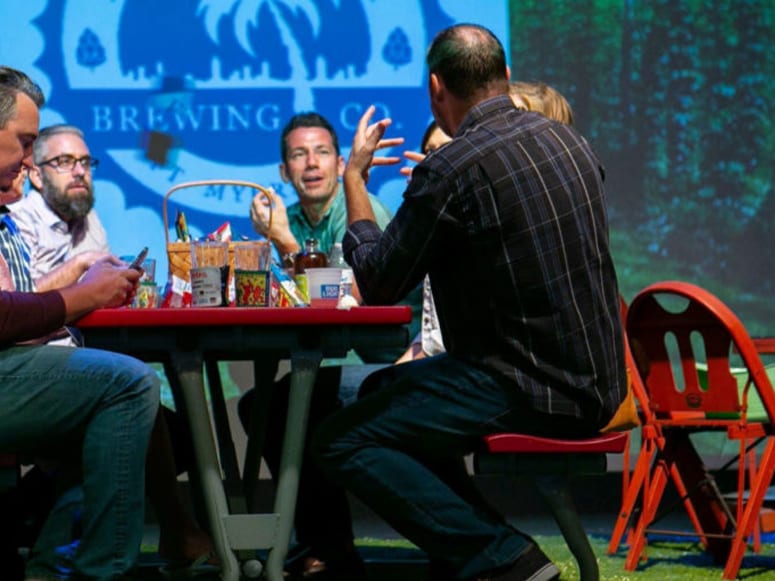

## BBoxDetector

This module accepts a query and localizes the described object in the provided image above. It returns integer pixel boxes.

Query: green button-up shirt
[286,185,392,254]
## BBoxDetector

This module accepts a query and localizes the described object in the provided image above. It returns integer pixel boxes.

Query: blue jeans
[0,344,159,580]
[313,354,598,580]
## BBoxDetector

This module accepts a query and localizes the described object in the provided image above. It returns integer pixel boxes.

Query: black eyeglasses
[39,155,99,173]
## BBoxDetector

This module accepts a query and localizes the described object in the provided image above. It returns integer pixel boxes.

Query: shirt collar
[456,95,517,136]
[29,190,73,233]
[288,184,343,228]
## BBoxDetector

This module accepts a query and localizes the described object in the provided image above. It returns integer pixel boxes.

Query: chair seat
[483,431,628,454]
[476,430,629,581]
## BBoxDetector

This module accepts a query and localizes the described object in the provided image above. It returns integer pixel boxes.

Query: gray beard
[43,185,94,222]
[51,196,93,222]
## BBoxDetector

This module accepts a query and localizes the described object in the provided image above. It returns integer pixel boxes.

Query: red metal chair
[622,281,775,579]
[607,298,706,555]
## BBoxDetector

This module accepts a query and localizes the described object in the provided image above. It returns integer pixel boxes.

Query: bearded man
[10,124,111,289]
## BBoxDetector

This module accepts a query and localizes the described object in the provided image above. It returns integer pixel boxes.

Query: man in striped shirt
[0,65,159,581]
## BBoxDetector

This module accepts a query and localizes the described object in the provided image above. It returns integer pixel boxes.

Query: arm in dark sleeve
[342,166,445,305]
[0,290,67,344]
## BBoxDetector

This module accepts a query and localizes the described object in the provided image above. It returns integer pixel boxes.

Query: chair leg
[624,456,670,570]
[723,440,775,580]
[746,447,761,554]
[534,475,599,581]
[666,460,709,549]
[608,442,654,554]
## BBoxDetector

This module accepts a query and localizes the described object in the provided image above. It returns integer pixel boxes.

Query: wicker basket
[163,179,273,285]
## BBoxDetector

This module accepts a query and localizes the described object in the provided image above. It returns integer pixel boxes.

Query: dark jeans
[313,354,599,580]
[238,367,357,562]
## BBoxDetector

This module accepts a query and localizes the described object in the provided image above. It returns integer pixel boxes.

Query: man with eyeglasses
[10,124,110,289]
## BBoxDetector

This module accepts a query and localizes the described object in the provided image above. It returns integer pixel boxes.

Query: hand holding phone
[128,247,149,272]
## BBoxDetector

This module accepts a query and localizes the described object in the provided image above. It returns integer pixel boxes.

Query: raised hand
[400,150,428,179]
[346,105,405,184]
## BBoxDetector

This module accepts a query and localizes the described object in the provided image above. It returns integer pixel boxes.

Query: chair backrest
[621,296,654,423]
[626,281,775,423]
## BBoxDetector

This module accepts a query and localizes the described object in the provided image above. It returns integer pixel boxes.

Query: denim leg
[313,354,593,580]
[0,345,159,579]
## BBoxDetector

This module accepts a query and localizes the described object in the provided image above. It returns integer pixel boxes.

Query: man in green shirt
[242,112,416,579]
[249,112,392,260]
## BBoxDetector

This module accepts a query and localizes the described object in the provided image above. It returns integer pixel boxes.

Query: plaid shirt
[344,96,626,421]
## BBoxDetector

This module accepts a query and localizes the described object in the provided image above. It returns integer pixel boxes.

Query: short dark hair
[426,24,508,102]
[0,66,44,129]
[280,112,340,163]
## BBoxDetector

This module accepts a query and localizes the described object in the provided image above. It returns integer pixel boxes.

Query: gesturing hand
[346,105,405,184]
[400,150,428,179]
[250,187,287,238]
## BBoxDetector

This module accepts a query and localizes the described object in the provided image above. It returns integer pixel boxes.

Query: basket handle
[162,179,273,245]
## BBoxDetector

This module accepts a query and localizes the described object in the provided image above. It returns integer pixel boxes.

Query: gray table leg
[263,350,322,581]
[172,350,241,581]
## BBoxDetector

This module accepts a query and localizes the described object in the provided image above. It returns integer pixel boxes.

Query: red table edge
[74,305,413,328]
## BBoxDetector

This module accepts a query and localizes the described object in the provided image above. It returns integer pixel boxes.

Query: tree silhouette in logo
[77,29,106,71]
[383,27,412,70]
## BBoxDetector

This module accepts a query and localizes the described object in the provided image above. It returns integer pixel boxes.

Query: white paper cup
[306,267,342,306]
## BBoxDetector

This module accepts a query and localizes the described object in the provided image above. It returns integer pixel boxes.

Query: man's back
[352,95,625,421]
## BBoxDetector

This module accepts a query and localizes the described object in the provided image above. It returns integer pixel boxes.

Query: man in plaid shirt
[315,24,626,581]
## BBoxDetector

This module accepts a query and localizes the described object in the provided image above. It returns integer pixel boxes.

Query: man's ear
[336,155,345,178]
[505,65,511,82]
[279,163,289,183]
[429,73,444,105]
[28,166,43,191]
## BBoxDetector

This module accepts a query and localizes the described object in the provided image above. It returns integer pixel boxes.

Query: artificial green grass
[356,534,775,580]
[139,535,775,579]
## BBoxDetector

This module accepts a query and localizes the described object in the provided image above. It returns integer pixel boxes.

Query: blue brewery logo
[39,0,457,220]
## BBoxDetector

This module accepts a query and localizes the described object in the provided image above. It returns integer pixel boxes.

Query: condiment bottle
[293,238,327,301]
[337,268,358,310]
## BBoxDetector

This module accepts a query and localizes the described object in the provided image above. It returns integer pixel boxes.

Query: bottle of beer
[293,238,327,301]
[295,238,328,271]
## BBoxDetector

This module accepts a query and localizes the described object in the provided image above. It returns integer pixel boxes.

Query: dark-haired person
[0,65,159,580]
[249,111,393,261]
[242,112,406,579]
[314,25,626,581]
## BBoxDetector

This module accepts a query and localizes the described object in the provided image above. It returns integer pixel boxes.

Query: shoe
[478,543,559,581]
[284,550,367,581]
[302,556,327,576]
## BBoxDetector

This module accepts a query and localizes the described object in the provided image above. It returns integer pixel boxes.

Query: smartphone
[128,246,149,271]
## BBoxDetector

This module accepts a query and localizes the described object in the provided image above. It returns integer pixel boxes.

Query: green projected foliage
[509,0,775,335]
